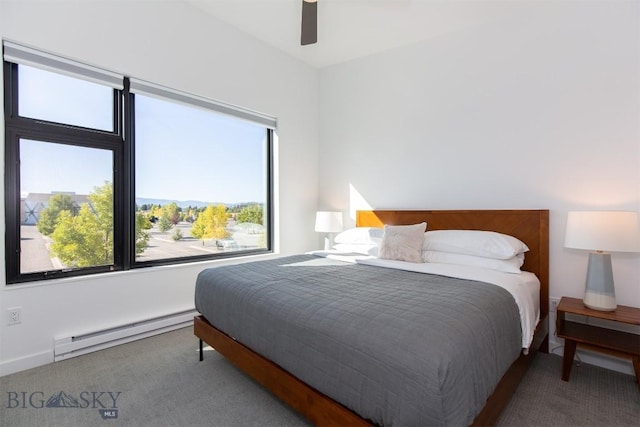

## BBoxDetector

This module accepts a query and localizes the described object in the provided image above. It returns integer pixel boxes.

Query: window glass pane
[20,139,114,274]
[135,94,268,262]
[18,65,114,131]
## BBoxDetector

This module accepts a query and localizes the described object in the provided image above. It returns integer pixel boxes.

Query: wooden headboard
[356,209,549,319]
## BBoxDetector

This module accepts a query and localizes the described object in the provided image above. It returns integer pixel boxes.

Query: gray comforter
[195,255,522,426]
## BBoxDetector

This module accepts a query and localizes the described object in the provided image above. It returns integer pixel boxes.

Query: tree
[157,213,173,233]
[190,204,230,244]
[163,202,181,225]
[36,193,76,236]
[135,212,151,255]
[237,204,263,225]
[90,182,113,238]
[50,182,113,267]
[51,206,111,267]
[151,205,164,219]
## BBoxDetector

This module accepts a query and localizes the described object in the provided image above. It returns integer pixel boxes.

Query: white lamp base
[323,233,335,251]
[583,291,617,311]
[323,236,331,251]
[582,252,617,311]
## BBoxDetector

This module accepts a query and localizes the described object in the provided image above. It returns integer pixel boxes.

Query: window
[133,94,270,263]
[4,42,274,284]
[20,140,114,274]
[18,64,114,131]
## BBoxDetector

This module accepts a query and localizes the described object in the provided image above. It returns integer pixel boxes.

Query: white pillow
[378,222,427,263]
[334,227,384,245]
[332,243,379,256]
[422,251,524,274]
[422,230,529,260]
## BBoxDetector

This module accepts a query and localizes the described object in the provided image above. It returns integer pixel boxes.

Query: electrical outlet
[550,298,560,313]
[7,307,21,325]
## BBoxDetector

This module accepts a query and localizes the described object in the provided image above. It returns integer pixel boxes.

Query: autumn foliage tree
[190,204,230,244]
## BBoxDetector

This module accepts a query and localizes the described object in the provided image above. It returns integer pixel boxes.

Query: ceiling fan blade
[301,0,317,46]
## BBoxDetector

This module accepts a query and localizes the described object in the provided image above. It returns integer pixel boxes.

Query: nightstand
[555,296,640,384]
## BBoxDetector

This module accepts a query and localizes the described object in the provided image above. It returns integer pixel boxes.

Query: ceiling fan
[301,0,318,45]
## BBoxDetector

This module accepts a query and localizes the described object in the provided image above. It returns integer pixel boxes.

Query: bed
[194,209,549,426]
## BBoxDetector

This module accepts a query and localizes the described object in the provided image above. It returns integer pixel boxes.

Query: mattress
[195,254,524,426]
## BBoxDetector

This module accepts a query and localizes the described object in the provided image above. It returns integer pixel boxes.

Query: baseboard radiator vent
[54,309,198,362]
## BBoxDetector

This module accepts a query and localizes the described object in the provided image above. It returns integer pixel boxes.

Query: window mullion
[122,78,134,269]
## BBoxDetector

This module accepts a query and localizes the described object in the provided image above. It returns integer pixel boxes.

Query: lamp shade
[564,211,640,253]
[314,211,343,233]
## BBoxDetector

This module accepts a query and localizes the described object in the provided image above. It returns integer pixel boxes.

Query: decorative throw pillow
[378,222,427,263]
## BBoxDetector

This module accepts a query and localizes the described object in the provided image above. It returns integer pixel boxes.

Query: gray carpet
[1,327,638,426]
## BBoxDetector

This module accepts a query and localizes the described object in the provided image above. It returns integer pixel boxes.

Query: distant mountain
[135,197,221,209]
[135,197,261,209]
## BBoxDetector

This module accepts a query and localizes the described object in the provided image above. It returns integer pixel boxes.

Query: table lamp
[315,211,343,250]
[564,211,640,311]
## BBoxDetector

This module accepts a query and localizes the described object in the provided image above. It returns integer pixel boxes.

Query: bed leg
[199,339,203,361]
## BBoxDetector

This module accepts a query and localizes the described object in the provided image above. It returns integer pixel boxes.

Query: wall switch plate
[550,297,560,313]
[7,307,21,325]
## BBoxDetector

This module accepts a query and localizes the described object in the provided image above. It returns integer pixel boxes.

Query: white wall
[319,2,639,371]
[2,0,638,377]
[0,1,320,375]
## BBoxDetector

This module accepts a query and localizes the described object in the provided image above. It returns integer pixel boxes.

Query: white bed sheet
[309,250,540,350]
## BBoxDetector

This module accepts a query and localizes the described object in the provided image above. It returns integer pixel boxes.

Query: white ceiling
[185,0,532,69]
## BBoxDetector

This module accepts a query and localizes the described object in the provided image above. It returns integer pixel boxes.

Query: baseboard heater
[54,309,197,362]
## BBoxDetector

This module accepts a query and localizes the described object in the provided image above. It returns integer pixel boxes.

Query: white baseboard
[2,310,196,377]
[54,311,195,362]
[0,350,52,377]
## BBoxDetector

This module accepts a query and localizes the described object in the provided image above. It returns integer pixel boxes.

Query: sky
[21,140,112,196]
[19,65,267,205]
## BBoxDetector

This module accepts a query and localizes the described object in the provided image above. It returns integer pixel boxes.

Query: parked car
[216,238,238,250]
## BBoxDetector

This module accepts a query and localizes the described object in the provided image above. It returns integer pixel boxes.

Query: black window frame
[4,56,274,285]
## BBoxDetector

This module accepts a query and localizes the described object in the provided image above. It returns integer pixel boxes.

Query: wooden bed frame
[194,209,549,426]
